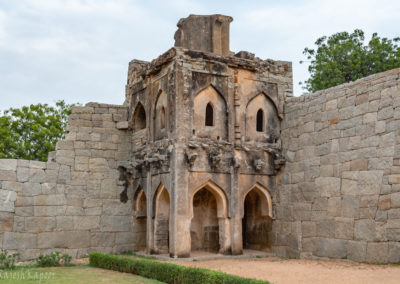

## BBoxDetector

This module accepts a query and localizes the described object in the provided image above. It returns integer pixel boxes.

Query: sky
[0,0,399,110]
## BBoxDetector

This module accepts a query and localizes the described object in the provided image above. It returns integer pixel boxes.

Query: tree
[0,100,78,162]
[300,29,400,92]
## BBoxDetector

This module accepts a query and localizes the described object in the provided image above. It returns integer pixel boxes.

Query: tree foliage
[0,100,77,162]
[300,29,400,92]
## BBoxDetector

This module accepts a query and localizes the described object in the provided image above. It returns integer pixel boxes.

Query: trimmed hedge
[89,252,269,284]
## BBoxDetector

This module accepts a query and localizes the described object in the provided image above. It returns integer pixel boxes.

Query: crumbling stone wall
[277,68,400,263]
[0,103,138,260]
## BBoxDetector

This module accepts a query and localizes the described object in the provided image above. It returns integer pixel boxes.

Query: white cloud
[237,0,400,95]
[0,0,399,109]
[0,9,7,41]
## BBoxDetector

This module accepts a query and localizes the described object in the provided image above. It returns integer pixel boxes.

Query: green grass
[0,265,163,284]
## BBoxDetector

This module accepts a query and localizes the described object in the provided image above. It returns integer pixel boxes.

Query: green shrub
[35,251,72,267]
[89,252,269,284]
[0,250,19,270]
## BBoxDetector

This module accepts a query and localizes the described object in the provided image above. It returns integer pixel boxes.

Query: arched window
[205,103,214,126]
[133,103,146,131]
[256,109,264,132]
[160,107,166,129]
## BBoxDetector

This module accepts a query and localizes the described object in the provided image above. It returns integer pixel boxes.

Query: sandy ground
[174,257,400,284]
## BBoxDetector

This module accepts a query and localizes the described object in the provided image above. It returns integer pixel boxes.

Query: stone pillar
[218,217,231,254]
[231,217,243,254]
[169,144,191,258]
[230,149,243,255]
[145,171,154,254]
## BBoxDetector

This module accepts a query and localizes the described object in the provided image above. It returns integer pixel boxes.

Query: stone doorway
[191,187,220,253]
[153,184,170,254]
[242,184,273,251]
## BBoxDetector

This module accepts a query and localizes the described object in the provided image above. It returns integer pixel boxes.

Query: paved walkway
[173,257,400,284]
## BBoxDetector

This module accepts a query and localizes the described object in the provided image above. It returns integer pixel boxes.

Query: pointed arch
[133,185,147,250]
[153,183,170,254]
[190,180,228,219]
[153,183,170,218]
[241,182,272,218]
[245,92,279,116]
[154,90,167,140]
[193,85,228,140]
[133,102,146,131]
[135,189,146,212]
[245,93,280,142]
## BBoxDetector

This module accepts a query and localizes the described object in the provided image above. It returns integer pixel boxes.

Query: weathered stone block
[0,170,17,181]
[301,221,316,238]
[3,232,37,249]
[0,159,17,171]
[100,216,132,232]
[37,231,90,249]
[73,216,100,230]
[391,192,400,208]
[334,219,354,240]
[15,206,33,217]
[115,232,135,245]
[116,121,129,129]
[316,220,335,238]
[20,182,42,197]
[347,240,366,262]
[34,205,66,217]
[313,237,347,259]
[341,195,360,218]
[55,216,74,230]
[312,197,328,211]
[89,158,109,172]
[315,177,340,197]
[366,242,388,263]
[327,197,341,217]
[379,195,391,210]
[354,219,376,241]
[0,212,14,231]
[90,232,115,247]
[388,242,400,263]
[25,217,56,233]
[102,200,132,215]
[17,167,30,182]
[33,194,66,206]
[388,175,400,184]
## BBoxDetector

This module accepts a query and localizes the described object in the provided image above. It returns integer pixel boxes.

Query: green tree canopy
[300,29,400,92]
[0,100,78,162]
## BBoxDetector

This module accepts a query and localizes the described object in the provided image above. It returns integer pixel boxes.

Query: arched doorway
[153,184,170,254]
[134,187,147,251]
[191,188,219,252]
[190,180,229,254]
[242,183,273,251]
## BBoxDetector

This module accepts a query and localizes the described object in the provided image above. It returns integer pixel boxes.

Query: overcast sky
[0,0,399,110]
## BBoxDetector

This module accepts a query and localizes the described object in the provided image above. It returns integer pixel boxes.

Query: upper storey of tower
[174,14,233,56]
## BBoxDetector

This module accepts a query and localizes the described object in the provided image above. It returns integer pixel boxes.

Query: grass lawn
[0,265,164,284]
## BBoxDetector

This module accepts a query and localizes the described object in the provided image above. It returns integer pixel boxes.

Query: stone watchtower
[124,14,292,257]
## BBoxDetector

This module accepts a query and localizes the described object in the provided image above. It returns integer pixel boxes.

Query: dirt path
[174,257,400,284]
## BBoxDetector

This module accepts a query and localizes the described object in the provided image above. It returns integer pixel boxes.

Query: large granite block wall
[277,68,400,263]
[0,103,136,260]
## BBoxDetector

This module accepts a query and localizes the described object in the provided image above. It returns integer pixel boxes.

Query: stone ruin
[0,14,399,263]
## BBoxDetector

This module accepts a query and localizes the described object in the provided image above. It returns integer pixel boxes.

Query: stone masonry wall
[276,68,400,263]
[0,103,136,260]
